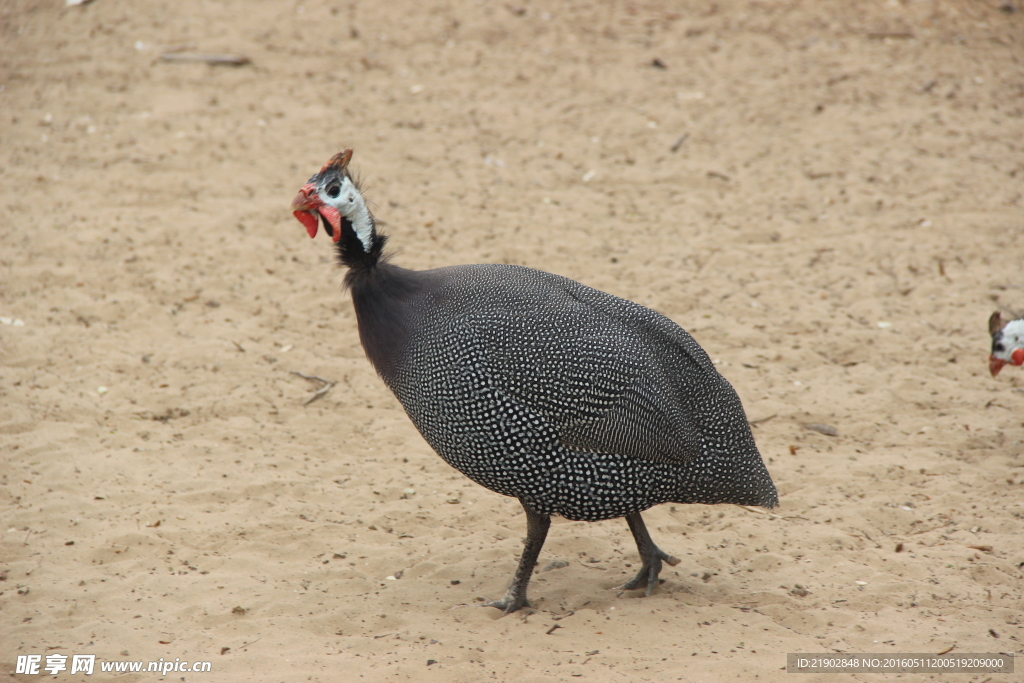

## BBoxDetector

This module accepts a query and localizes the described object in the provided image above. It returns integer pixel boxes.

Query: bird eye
[994,342,1005,352]
[326,182,341,199]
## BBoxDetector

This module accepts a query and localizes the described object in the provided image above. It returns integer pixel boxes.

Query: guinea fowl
[291,149,778,615]
[988,311,1024,377]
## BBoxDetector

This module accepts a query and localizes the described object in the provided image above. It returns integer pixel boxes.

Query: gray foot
[618,546,681,595]
[482,591,531,616]
[620,511,681,596]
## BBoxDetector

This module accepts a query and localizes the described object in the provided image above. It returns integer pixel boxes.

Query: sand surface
[2,1,1023,681]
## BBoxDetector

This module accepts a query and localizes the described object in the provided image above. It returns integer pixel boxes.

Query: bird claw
[482,592,531,616]
[617,564,660,594]
[617,548,681,595]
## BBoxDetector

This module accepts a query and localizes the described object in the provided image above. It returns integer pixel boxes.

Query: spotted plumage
[291,149,777,614]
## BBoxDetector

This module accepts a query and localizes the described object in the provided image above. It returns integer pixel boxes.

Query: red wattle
[319,206,343,242]
[1012,348,1024,366]
[294,210,319,238]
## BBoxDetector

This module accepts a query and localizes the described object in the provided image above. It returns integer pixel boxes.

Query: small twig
[804,423,838,437]
[290,371,337,406]
[736,506,809,521]
[160,43,198,54]
[866,31,914,40]
[578,559,606,570]
[238,636,262,649]
[749,413,777,426]
[669,133,688,152]
[291,370,329,382]
[304,384,335,406]
[545,624,562,635]
[160,52,251,66]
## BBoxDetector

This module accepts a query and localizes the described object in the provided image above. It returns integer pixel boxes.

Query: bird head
[988,311,1024,377]
[291,149,369,244]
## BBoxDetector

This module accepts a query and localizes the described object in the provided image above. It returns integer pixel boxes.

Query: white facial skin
[992,319,1024,363]
[320,173,375,252]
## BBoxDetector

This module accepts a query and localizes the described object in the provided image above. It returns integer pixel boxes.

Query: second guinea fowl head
[291,148,384,269]
[988,311,1024,377]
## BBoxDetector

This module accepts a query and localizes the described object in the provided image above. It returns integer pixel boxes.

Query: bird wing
[457,272,736,465]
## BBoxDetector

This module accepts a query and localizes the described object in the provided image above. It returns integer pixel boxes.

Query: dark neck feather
[335,216,387,273]
[332,203,421,382]
[347,260,421,384]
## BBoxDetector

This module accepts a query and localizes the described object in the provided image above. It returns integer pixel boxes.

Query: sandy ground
[2,0,1023,681]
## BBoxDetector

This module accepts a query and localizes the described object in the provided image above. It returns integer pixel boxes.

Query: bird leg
[619,511,680,595]
[484,506,550,615]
